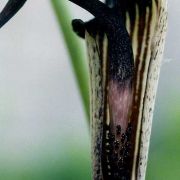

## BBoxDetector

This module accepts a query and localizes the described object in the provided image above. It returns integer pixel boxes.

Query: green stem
[51,0,90,121]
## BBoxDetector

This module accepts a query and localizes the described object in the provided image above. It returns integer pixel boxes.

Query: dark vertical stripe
[129,5,148,178]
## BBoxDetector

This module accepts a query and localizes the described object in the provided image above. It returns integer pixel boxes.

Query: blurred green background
[0,0,179,180]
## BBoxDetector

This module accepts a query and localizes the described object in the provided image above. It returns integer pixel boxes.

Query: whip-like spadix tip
[0,0,27,28]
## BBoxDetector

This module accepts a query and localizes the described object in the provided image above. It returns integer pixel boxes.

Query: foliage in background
[146,93,180,180]
[0,144,91,180]
[51,0,90,120]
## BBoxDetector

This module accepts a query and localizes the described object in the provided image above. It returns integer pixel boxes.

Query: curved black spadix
[0,0,27,28]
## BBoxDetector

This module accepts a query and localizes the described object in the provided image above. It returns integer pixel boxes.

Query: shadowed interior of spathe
[0,0,27,28]
[69,0,136,179]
